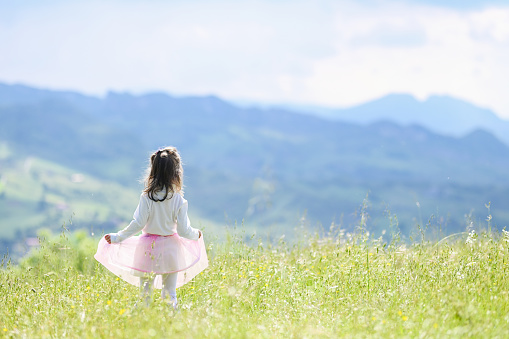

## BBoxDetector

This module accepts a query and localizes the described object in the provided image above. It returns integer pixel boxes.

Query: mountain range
[1,82,509,254]
[273,94,509,146]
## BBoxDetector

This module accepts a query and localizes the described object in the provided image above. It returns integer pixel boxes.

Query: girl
[94,146,208,310]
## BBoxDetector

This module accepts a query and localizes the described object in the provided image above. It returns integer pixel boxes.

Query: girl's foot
[169,296,178,311]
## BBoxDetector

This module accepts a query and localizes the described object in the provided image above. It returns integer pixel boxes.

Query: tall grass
[1,222,509,338]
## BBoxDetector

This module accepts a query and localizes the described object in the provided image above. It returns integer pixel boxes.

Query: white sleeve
[110,194,151,243]
[176,199,200,240]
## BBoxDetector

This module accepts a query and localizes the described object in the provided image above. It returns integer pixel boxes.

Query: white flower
[465,230,477,244]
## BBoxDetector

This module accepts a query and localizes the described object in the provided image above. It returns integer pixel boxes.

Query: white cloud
[305,3,509,117]
[0,0,508,119]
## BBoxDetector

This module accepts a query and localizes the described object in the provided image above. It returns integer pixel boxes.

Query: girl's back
[141,190,195,238]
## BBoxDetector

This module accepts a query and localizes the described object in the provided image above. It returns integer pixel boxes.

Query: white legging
[140,272,178,302]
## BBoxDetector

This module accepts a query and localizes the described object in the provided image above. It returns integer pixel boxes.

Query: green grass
[1,225,509,338]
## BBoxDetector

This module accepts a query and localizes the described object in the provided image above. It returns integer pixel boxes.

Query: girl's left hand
[105,234,112,244]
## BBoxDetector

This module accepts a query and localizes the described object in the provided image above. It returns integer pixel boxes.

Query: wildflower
[107,300,112,305]
[398,311,402,316]
[402,316,408,321]
[434,323,438,329]
[3,328,7,332]
[119,309,126,315]
[502,230,509,243]
[465,230,477,244]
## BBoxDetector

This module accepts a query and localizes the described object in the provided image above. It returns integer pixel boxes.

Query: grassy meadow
[1,221,509,338]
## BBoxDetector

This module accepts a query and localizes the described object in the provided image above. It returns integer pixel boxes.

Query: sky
[1,0,509,119]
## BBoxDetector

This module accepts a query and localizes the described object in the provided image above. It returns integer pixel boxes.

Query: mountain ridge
[270,93,509,146]
[1,82,509,241]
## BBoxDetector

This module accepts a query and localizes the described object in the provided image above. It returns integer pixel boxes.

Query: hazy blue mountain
[0,96,146,185]
[275,94,509,146]
[2,82,509,240]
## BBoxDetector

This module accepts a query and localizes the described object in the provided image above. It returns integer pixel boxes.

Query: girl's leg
[161,272,178,309]
[140,275,153,306]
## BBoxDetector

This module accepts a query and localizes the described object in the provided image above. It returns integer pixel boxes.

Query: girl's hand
[199,231,202,239]
[105,234,112,244]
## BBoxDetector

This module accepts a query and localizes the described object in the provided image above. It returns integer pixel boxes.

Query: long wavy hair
[143,146,184,201]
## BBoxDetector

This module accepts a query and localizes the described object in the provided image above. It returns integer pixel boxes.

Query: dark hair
[143,146,183,201]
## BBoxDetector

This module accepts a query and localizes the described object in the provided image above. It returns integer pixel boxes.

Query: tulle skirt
[94,233,208,289]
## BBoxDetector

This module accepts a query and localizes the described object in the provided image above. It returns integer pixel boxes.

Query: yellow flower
[3,328,7,332]
[116,278,120,281]
[398,311,402,316]
[71,305,75,309]
[402,316,408,321]
[107,300,112,305]
[86,286,90,290]
[433,323,438,329]
[119,309,126,315]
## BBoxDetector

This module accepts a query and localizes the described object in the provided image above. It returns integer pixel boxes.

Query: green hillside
[0,141,222,256]
[0,141,138,237]
[2,83,509,243]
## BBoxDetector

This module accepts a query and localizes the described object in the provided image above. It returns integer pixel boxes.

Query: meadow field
[1,221,509,338]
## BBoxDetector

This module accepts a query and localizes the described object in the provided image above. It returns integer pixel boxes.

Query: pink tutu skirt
[94,233,208,289]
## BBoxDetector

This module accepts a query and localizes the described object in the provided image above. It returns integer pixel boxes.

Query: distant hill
[275,94,509,146]
[2,82,509,246]
[0,144,221,256]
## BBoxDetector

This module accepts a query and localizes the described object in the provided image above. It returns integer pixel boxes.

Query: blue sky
[1,0,509,118]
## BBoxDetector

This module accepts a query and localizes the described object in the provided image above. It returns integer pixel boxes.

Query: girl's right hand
[199,231,202,239]
[105,234,112,244]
